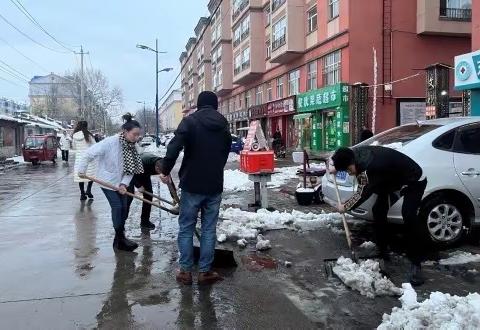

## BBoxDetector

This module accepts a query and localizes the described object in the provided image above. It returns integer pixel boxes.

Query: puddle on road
[241,254,278,271]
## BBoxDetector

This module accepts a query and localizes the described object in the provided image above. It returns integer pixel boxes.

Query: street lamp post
[136,101,147,133]
[136,39,167,147]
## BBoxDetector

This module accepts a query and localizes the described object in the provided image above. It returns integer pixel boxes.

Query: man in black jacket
[332,146,428,286]
[127,153,163,230]
[160,91,231,286]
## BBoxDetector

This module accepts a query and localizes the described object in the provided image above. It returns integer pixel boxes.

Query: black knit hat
[197,91,218,110]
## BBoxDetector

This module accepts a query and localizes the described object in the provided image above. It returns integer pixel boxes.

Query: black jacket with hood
[344,146,423,210]
[161,105,232,195]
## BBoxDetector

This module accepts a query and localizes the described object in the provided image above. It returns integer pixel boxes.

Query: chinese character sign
[296,83,349,113]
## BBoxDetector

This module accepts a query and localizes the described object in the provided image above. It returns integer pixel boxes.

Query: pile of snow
[256,234,271,251]
[332,257,402,298]
[439,251,480,266]
[223,166,300,192]
[217,208,344,241]
[7,155,26,164]
[378,284,480,329]
[227,152,240,162]
[237,238,247,248]
[360,241,377,249]
[217,233,227,243]
[143,144,167,157]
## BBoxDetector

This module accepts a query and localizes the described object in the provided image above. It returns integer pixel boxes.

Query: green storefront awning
[293,113,312,120]
[296,83,350,113]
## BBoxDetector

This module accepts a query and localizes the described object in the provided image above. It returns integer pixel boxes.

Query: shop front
[295,83,350,152]
[232,109,249,137]
[266,96,296,149]
[248,104,269,140]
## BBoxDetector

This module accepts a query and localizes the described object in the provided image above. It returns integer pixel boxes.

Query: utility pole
[75,46,89,119]
[155,38,159,146]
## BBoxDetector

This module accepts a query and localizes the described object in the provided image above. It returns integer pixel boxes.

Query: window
[233,15,250,48]
[329,0,339,20]
[246,90,252,108]
[266,81,273,101]
[272,0,286,13]
[255,86,263,105]
[307,5,317,33]
[358,124,439,147]
[440,0,472,21]
[433,130,456,151]
[288,69,300,96]
[266,39,271,59]
[233,0,249,19]
[307,61,317,91]
[276,76,284,99]
[453,124,480,154]
[322,50,341,86]
[234,53,242,74]
[272,16,287,50]
[233,26,242,46]
[242,47,250,69]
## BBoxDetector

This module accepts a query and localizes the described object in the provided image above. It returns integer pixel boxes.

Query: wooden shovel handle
[333,175,353,250]
[83,175,179,215]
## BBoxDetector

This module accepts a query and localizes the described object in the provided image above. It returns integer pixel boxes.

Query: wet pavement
[1,158,480,329]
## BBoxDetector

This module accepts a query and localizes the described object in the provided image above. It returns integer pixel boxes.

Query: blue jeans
[178,191,222,273]
[102,188,128,231]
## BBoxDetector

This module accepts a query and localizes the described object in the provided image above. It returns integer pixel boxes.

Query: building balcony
[417,0,471,36]
[232,0,249,22]
[439,7,471,21]
[270,34,303,63]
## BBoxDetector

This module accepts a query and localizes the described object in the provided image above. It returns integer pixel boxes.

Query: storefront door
[323,111,337,151]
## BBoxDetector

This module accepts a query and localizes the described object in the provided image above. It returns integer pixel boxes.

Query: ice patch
[332,256,402,298]
[378,285,480,329]
[256,234,271,251]
[438,251,480,266]
[217,233,227,243]
[360,241,377,249]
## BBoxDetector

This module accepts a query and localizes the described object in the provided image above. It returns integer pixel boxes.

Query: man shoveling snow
[331,146,429,286]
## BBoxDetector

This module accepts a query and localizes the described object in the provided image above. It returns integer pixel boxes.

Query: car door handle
[461,170,480,176]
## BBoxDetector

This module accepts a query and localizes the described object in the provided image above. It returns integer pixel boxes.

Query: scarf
[119,133,144,175]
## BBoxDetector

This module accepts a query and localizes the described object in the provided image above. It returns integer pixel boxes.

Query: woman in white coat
[78,114,144,252]
[73,121,96,200]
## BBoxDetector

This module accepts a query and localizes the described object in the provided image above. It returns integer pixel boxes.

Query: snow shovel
[84,175,179,215]
[166,179,237,268]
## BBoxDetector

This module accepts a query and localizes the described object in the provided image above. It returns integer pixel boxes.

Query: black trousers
[127,176,153,223]
[372,179,428,265]
[61,150,69,161]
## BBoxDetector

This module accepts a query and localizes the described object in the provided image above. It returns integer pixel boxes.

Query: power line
[0,74,27,88]
[0,64,29,83]
[9,0,75,53]
[0,59,29,80]
[0,36,49,73]
[0,12,69,54]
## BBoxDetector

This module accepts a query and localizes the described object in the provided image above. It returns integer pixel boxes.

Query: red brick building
[180,0,472,151]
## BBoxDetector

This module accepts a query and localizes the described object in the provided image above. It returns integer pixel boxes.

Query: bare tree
[66,68,123,132]
[135,106,157,135]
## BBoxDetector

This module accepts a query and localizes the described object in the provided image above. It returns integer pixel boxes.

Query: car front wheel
[420,197,466,246]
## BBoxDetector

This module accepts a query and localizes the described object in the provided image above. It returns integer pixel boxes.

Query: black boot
[86,192,94,199]
[140,219,155,230]
[408,263,425,286]
[86,182,93,199]
[80,194,87,201]
[113,230,138,252]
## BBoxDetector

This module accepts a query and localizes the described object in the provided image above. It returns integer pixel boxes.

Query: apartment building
[180,0,471,151]
[159,89,182,132]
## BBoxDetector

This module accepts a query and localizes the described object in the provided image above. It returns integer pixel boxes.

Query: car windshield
[357,124,440,148]
[25,137,44,148]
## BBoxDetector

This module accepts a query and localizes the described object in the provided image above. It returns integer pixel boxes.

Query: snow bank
[223,166,300,192]
[332,257,402,298]
[217,208,343,240]
[378,284,480,329]
[256,234,271,251]
[360,241,377,249]
[227,152,240,162]
[439,251,480,266]
[143,144,167,157]
[7,155,26,164]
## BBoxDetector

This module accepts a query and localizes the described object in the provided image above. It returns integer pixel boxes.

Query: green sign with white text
[297,83,349,112]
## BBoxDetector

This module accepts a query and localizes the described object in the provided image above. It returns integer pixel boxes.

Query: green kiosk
[294,83,351,152]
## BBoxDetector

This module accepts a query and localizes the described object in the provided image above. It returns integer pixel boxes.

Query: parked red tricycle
[22,135,58,165]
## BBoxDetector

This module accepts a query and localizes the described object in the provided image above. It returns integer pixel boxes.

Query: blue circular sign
[456,61,472,81]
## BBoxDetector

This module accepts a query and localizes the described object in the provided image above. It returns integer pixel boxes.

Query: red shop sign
[248,104,268,119]
[267,96,296,117]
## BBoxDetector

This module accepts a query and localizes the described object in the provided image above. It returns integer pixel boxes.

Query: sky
[0,0,209,113]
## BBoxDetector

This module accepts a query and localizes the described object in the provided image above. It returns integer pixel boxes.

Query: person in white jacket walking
[78,114,144,252]
[59,130,72,162]
[73,121,96,200]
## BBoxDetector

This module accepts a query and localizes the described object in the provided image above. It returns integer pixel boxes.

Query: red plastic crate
[240,151,275,174]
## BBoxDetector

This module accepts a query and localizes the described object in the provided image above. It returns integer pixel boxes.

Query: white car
[322,117,480,246]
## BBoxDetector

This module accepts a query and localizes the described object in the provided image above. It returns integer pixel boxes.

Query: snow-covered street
[0,157,480,329]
